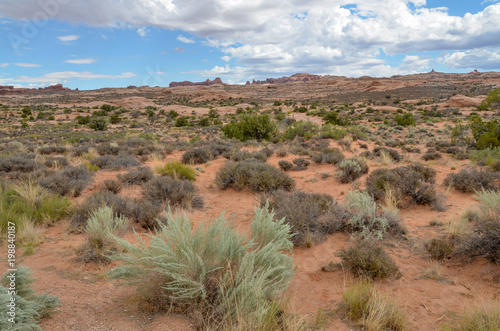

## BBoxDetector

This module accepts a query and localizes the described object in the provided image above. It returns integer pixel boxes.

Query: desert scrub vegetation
[216,160,295,193]
[90,154,140,169]
[338,238,402,280]
[181,147,212,164]
[0,181,70,238]
[336,158,369,183]
[39,164,93,197]
[0,267,59,330]
[69,191,129,233]
[340,281,407,331]
[118,166,154,185]
[261,190,348,247]
[107,205,297,330]
[77,206,129,264]
[366,163,442,209]
[443,167,499,193]
[155,160,197,181]
[344,190,405,240]
[143,176,204,210]
[222,113,277,141]
[444,303,500,331]
[454,189,500,263]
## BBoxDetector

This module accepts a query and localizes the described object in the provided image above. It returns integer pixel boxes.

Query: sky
[0,0,500,90]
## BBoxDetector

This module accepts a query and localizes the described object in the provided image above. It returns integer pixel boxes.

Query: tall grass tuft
[341,281,407,331]
[107,204,295,329]
[155,160,197,181]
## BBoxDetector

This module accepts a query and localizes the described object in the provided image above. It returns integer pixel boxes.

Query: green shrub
[338,238,401,280]
[107,205,294,329]
[175,116,191,127]
[222,114,277,141]
[281,120,318,140]
[156,161,196,181]
[215,160,295,193]
[78,206,129,263]
[0,267,59,330]
[341,281,407,330]
[322,111,348,126]
[319,124,347,140]
[88,118,108,131]
[478,87,500,111]
[394,113,416,127]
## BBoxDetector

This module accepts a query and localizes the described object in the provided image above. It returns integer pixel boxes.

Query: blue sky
[1,0,500,90]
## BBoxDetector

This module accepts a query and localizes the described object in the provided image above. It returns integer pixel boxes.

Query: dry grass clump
[338,238,402,281]
[107,205,296,330]
[261,190,348,247]
[424,237,455,261]
[444,168,499,193]
[451,303,500,330]
[340,281,407,331]
[216,160,295,193]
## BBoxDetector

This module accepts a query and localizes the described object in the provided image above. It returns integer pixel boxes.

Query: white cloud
[0,63,9,68]
[440,48,500,69]
[137,26,149,37]
[0,71,136,86]
[1,1,500,78]
[174,47,185,53]
[221,56,231,62]
[14,63,41,67]
[64,58,97,64]
[177,35,195,44]
[57,35,80,42]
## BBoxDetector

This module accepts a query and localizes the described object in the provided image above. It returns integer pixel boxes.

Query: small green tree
[88,118,108,131]
[394,113,416,127]
[222,114,277,141]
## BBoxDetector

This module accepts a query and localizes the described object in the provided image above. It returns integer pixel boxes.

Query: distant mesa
[0,84,71,95]
[169,77,223,88]
[246,73,322,85]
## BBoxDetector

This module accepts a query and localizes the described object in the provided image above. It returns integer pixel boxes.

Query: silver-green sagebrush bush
[107,203,294,329]
[0,267,59,331]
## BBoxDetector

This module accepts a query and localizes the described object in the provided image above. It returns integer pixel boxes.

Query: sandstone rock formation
[169,77,223,88]
[246,73,322,85]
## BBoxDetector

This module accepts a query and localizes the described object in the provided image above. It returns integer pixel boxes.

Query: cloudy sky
[1,0,500,89]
